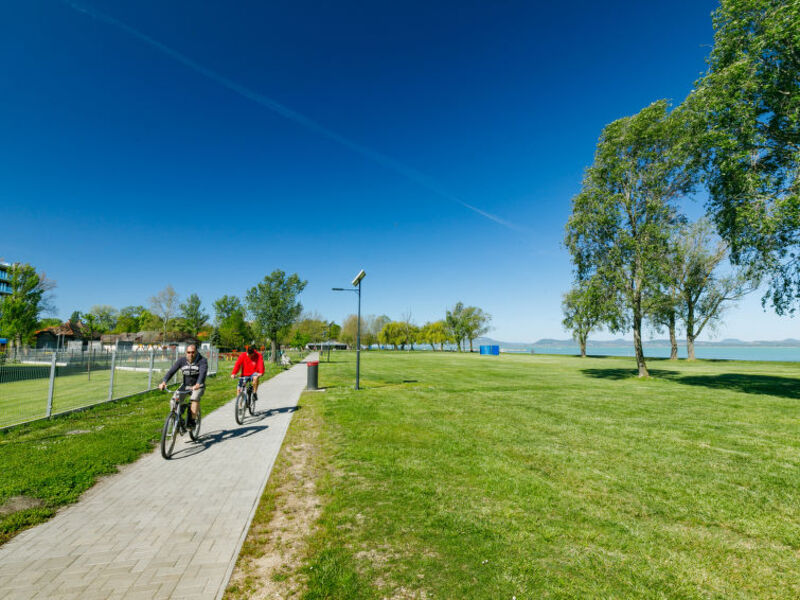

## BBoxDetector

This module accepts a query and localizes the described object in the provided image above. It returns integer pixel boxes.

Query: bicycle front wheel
[160,412,179,459]
[235,391,246,424]
[189,407,202,441]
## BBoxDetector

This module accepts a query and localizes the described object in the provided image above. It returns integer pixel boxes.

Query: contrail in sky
[64,1,525,232]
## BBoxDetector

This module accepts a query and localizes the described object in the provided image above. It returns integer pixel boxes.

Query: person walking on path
[231,345,265,401]
[158,343,207,429]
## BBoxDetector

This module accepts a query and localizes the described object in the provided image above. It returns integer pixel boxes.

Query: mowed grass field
[288,351,800,598]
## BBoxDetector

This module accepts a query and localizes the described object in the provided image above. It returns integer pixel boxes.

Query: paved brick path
[0,355,314,599]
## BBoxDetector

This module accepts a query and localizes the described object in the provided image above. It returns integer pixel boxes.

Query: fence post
[148,348,155,389]
[108,348,117,402]
[46,352,57,418]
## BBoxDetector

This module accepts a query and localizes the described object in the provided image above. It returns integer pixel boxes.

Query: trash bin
[306,360,319,390]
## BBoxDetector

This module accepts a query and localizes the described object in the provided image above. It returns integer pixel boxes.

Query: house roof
[35,321,100,339]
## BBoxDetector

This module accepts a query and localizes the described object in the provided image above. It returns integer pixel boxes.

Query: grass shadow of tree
[581,368,799,400]
[581,368,680,380]
[667,373,800,400]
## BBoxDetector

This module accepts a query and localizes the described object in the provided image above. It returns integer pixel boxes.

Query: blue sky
[2,0,795,341]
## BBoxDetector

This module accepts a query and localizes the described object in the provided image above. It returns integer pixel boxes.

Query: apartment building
[0,261,11,296]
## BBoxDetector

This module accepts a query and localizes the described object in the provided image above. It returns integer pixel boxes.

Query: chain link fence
[0,347,219,429]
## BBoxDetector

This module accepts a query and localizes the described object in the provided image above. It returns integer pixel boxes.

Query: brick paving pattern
[0,355,314,599]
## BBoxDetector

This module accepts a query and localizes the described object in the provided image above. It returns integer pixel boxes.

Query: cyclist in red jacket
[230,345,265,400]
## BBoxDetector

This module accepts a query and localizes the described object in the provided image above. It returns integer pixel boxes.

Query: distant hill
[475,336,800,348]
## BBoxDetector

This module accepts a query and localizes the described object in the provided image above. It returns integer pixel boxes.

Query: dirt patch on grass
[0,496,44,517]
[225,407,322,599]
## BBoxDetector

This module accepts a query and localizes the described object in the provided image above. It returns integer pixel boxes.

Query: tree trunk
[579,333,587,358]
[469,338,474,352]
[440,342,444,351]
[633,294,649,377]
[686,301,696,360]
[270,338,278,363]
[668,312,678,360]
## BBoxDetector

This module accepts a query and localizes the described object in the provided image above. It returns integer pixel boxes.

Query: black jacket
[162,354,208,387]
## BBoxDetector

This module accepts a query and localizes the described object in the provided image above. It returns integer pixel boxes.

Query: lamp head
[352,269,366,286]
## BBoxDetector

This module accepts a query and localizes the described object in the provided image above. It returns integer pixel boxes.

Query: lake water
[524,345,800,362]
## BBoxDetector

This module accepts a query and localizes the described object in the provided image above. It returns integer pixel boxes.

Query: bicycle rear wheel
[248,389,256,415]
[160,412,179,459]
[189,407,202,441]
[235,391,246,424]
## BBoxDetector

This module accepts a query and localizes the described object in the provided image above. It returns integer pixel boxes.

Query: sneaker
[252,393,258,401]
[186,417,196,430]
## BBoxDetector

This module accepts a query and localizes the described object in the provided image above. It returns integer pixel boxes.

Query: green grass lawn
[289,351,800,598]
[0,358,284,545]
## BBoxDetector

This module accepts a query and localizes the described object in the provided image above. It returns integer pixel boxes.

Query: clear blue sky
[2,1,794,341]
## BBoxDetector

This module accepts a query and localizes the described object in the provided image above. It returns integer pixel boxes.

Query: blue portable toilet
[479,345,500,355]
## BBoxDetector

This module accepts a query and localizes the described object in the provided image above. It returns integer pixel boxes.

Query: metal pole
[108,348,117,402]
[148,348,155,389]
[356,281,361,390]
[46,352,57,418]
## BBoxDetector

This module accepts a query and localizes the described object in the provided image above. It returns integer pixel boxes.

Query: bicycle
[235,375,257,424]
[160,385,202,459]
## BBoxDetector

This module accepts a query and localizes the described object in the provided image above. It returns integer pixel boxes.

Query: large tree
[689,0,800,314]
[565,100,696,376]
[246,270,307,363]
[0,263,55,352]
[149,285,179,343]
[179,293,210,338]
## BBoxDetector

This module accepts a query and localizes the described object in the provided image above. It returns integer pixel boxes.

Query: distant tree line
[0,265,310,365]
[322,302,491,352]
[563,0,796,375]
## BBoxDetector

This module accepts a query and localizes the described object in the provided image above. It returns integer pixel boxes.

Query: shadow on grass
[582,368,799,400]
[581,368,680,380]
[668,373,800,400]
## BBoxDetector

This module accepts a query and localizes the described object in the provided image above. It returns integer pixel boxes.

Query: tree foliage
[179,293,210,338]
[420,320,451,350]
[675,219,757,358]
[0,263,55,349]
[246,270,307,362]
[561,279,608,358]
[378,321,408,350]
[113,305,148,333]
[218,309,252,350]
[213,295,243,325]
[341,314,366,348]
[689,0,800,313]
[149,285,179,342]
[445,302,491,352]
[89,305,118,333]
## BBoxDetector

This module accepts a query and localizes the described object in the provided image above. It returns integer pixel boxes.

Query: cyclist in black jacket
[158,344,207,429]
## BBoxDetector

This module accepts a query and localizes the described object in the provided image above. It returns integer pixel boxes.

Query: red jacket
[231,351,265,377]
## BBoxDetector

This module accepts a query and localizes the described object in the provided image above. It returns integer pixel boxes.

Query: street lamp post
[332,269,366,390]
